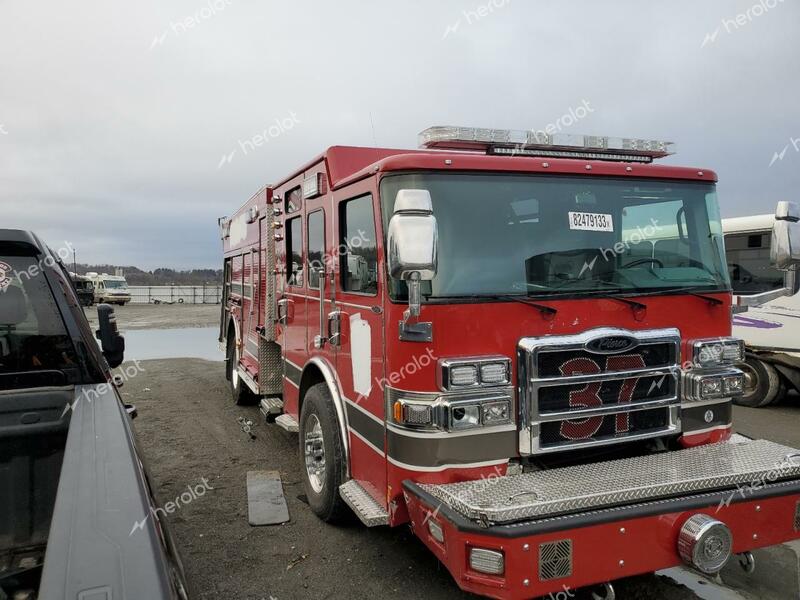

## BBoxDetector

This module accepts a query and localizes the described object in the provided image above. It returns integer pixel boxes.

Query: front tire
[737,357,783,407]
[299,383,348,522]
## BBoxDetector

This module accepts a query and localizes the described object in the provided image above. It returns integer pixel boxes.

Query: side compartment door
[333,190,387,503]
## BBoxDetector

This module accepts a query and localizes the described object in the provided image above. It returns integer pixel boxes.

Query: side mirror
[96,303,125,368]
[771,201,800,270]
[387,189,438,281]
[386,190,438,342]
[738,201,800,311]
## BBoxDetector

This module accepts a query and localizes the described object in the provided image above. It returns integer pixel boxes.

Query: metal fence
[128,285,223,304]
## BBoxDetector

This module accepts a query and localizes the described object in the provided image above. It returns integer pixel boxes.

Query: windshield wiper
[430,294,558,319]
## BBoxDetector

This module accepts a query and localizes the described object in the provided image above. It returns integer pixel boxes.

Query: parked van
[724,213,800,406]
[86,272,131,305]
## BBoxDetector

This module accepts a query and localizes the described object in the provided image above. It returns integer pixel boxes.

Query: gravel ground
[109,306,800,599]
[120,356,798,600]
[84,303,220,330]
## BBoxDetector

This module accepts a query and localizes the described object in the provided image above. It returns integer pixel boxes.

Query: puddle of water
[119,327,223,361]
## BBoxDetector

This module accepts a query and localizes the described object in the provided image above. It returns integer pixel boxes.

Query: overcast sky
[1,0,798,269]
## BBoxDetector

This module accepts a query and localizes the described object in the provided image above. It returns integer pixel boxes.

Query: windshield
[0,254,80,377]
[104,280,128,289]
[380,173,729,301]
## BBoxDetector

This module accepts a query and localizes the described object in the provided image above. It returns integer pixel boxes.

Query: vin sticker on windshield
[568,211,613,232]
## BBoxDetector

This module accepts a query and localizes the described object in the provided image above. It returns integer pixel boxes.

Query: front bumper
[402,438,800,599]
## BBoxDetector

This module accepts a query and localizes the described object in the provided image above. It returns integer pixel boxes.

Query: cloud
[0,0,798,268]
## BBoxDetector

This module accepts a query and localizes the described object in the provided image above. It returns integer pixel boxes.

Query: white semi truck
[724,213,800,406]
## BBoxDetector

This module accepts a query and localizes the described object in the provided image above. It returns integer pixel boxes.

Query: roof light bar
[418,126,675,163]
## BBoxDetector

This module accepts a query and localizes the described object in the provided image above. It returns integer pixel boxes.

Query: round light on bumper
[678,514,733,574]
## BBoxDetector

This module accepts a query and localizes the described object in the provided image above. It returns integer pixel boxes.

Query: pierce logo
[0,261,12,292]
[586,335,638,354]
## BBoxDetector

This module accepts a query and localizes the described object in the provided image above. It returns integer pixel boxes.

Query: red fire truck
[218,126,800,599]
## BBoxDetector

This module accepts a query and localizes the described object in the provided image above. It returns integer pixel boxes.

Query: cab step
[274,414,298,433]
[259,397,283,420]
[339,480,389,527]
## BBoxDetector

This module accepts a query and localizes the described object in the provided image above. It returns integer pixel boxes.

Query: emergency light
[418,126,675,163]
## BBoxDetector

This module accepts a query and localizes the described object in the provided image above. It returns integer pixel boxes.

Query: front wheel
[299,383,348,522]
[736,357,783,407]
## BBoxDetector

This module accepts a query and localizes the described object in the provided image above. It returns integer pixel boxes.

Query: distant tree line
[73,264,222,286]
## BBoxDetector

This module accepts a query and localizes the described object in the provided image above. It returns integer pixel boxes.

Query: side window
[223,258,231,303]
[285,187,302,215]
[307,210,325,290]
[286,216,304,287]
[243,253,252,298]
[725,232,784,294]
[230,256,243,296]
[339,194,378,295]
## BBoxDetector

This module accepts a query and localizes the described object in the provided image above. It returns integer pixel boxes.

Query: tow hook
[738,551,756,574]
[591,582,615,600]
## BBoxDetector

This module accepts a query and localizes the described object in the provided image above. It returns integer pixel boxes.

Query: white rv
[86,272,132,305]
[723,214,800,406]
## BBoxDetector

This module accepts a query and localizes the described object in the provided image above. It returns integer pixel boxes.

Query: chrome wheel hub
[304,414,326,493]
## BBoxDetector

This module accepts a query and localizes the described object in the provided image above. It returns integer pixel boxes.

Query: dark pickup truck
[0,230,189,599]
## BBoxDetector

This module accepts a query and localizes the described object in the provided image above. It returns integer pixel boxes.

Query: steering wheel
[622,257,664,269]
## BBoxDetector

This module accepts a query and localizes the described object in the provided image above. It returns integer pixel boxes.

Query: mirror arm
[399,272,432,342]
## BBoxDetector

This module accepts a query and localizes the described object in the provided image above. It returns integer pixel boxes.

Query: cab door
[332,186,386,502]
[277,188,308,415]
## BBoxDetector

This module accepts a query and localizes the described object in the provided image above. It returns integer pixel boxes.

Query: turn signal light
[469,548,505,575]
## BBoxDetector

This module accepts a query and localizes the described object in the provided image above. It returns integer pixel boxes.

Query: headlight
[391,395,512,431]
[482,400,511,425]
[683,368,745,401]
[438,357,511,391]
[692,338,744,368]
[450,404,481,430]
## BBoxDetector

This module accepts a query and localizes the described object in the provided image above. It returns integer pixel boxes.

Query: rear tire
[736,357,782,408]
[227,335,257,405]
[299,383,348,523]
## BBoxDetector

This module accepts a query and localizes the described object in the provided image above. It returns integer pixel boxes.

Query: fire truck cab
[219,127,800,599]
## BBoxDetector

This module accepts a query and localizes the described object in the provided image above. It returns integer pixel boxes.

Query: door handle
[277,298,293,323]
[327,310,342,347]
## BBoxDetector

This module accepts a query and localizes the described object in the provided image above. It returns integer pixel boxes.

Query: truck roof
[722,214,775,235]
[274,145,718,193]
[0,229,45,253]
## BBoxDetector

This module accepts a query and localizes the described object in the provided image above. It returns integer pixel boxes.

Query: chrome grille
[518,327,681,454]
[539,539,572,581]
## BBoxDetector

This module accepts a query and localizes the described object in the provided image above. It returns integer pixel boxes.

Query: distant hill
[73,264,222,286]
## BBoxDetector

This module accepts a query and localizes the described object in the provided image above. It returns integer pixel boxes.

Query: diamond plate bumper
[418,439,800,525]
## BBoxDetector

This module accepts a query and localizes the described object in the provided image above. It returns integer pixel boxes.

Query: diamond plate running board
[340,480,389,527]
[274,414,298,433]
[419,439,800,525]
